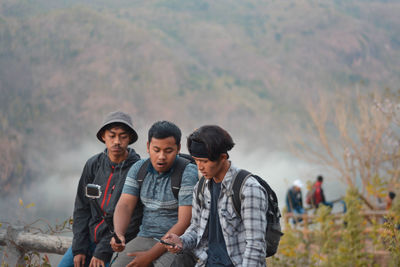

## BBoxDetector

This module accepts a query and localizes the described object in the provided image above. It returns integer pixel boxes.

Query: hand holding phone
[153,237,175,247]
[113,233,122,244]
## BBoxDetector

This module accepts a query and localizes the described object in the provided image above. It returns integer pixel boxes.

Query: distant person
[110,121,198,267]
[58,111,142,267]
[375,191,398,227]
[162,125,268,266]
[387,191,396,210]
[306,175,333,209]
[286,179,305,222]
[377,191,396,210]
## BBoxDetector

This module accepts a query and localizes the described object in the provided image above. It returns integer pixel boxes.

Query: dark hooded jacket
[72,148,142,262]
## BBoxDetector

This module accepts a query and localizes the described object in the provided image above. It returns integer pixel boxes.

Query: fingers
[168,245,182,253]
[125,255,137,267]
[163,233,173,239]
[126,252,137,257]
[163,241,182,253]
[110,236,125,252]
[163,233,180,243]
[73,254,86,267]
[111,243,125,252]
[162,235,183,251]
[113,245,125,252]
[89,257,105,267]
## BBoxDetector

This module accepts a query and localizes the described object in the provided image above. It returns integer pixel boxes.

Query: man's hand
[73,254,86,267]
[89,256,106,267]
[126,251,153,267]
[110,235,126,252]
[162,233,183,254]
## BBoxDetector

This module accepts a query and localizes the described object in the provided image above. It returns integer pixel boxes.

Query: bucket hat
[96,111,138,144]
[293,179,303,189]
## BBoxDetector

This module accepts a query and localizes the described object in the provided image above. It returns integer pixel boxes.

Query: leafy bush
[270,187,396,267]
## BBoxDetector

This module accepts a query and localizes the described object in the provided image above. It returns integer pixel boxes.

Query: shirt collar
[204,161,238,190]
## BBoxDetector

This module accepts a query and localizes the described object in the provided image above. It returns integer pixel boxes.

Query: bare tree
[291,90,400,206]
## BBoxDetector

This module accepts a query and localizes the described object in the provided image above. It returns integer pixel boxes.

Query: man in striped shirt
[164,125,268,267]
[111,121,198,267]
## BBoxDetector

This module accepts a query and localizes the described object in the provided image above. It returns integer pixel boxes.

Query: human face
[147,136,180,173]
[102,127,130,162]
[193,154,228,182]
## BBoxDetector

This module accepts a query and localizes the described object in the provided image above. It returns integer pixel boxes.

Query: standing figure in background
[386,191,396,210]
[306,175,333,209]
[286,179,305,223]
[377,191,396,210]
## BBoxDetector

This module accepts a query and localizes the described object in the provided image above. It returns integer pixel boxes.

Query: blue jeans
[58,243,110,267]
[291,208,305,224]
[322,201,333,209]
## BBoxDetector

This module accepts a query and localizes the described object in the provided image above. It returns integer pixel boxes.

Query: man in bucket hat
[59,111,142,267]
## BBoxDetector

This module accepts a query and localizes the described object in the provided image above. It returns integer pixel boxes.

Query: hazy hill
[0,0,399,199]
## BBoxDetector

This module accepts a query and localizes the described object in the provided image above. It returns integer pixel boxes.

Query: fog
[0,128,347,265]
[1,134,346,226]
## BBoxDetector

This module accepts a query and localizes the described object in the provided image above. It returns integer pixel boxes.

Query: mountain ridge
[0,0,399,193]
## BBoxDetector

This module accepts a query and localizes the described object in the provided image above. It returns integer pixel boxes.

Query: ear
[101,131,106,142]
[146,141,150,153]
[220,153,228,161]
[177,144,181,153]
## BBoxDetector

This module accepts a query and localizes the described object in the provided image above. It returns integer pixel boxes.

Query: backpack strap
[230,169,252,217]
[196,176,207,208]
[137,157,190,200]
[178,153,195,164]
[170,157,190,199]
[231,170,281,221]
[137,159,151,186]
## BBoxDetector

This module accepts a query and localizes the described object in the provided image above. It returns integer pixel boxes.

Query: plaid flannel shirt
[180,164,268,266]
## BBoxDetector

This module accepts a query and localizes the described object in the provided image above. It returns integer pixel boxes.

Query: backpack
[306,184,316,206]
[137,154,195,199]
[197,169,283,257]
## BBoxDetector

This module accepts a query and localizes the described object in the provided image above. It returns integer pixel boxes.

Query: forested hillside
[0,0,400,195]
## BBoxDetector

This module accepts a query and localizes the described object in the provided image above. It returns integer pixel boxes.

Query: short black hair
[389,191,396,200]
[148,121,181,145]
[187,125,235,161]
[317,175,324,182]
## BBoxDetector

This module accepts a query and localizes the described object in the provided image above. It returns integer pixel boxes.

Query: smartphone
[113,233,121,244]
[153,237,175,247]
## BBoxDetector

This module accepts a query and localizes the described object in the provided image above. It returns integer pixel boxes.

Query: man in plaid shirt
[163,125,268,266]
